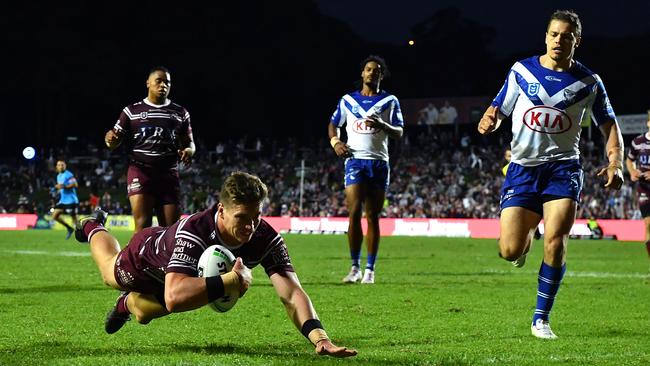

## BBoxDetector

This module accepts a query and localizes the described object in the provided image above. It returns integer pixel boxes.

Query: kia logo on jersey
[523,106,572,134]
[352,119,377,134]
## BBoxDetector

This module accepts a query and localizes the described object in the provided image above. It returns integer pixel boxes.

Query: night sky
[2,1,649,158]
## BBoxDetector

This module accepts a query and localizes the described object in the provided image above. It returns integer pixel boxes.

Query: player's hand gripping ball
[197,245,239,312]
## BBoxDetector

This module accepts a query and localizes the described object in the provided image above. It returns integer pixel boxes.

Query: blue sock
[533,261,566,325]
[366,254,377,271]
[350,250,361,269]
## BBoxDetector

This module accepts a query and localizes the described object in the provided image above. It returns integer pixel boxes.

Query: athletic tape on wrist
[205,276,225,302]
[301,319,329,345]
[329,136,341,148]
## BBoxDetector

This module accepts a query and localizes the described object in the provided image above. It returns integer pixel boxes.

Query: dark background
[2,0,649,158]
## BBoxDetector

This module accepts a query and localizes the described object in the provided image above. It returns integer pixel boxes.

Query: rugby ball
[197,245,239,312]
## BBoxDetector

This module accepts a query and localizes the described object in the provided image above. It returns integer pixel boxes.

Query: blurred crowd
[0,127,641,220]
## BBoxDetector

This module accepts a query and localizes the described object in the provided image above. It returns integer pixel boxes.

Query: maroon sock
[83,221,107,240]
[645,241,650,258]
[116,294,130,314]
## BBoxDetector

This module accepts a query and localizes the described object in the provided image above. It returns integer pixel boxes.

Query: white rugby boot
[342,267,362,283]
[360,269,375,284]
[531,319,558,339]
[512,253,527,268]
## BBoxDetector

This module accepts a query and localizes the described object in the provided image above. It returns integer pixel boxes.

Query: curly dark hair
[360,55,390,78]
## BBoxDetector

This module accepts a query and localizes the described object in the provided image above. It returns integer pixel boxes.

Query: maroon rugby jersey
[113,98,193,169]
[628,133,650,191]
[136,204,294,278]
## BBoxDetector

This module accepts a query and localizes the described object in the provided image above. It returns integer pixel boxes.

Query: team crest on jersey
[527,83,540,96]
[351,105,359,114]
[140,112,148,119]
[563,89,577,103]
[522,106,572,134]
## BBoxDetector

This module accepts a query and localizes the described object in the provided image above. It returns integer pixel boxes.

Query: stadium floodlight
[22,146,36,160]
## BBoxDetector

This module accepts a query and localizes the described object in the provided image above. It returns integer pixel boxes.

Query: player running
[478,10,624,339]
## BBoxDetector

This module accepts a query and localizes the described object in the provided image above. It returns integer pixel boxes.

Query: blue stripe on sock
[533,261,566,324]
[366,254,377,271]
[351,250,361,268]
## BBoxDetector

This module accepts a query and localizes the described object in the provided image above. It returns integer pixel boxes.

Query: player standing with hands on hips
[105,66,195,233]
[329,55,404,284]
[478,10,624,339]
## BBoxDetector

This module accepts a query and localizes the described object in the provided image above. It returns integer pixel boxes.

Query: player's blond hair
[220,171,268,208]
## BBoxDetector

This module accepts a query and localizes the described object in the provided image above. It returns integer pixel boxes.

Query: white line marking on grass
[482,268,648,279]
[3,250,90,257]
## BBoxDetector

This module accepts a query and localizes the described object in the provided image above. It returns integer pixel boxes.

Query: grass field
[0,230,648,366]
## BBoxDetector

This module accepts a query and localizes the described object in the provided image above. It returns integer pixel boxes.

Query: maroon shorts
[114,227,167,301]
[127,164,181,205]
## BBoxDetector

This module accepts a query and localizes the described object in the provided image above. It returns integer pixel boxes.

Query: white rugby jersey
[493,56,616,166]
[330,90,404,161]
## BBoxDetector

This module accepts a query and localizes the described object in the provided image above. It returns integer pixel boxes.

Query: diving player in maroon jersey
[625,109,650,261]
[104,66,195,233]
[75,171,357,358]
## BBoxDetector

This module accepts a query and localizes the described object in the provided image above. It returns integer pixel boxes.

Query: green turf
[0,230,648,365]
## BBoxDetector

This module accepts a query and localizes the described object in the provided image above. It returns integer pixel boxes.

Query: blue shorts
[344,158,389,190]
[500,160,583,215]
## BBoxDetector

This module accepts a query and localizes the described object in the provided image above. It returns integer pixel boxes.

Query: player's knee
[100,274,114,288]
[364,210,381,223]
[133,311,152,324]
[498,242,523,261]
[348,207,363,220]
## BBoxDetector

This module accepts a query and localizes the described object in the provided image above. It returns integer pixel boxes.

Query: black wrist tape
[301,319,324,338]
[205,276,225,302]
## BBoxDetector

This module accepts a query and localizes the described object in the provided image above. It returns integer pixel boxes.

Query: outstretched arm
[270,271,357,358]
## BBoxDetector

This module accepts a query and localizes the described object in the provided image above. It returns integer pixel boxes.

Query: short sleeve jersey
[627,133,650,191]
[330,90,404,161]
[492,56,616,166]
[113,98,193,170]
[56,170,78,204]
[135,205,294,277]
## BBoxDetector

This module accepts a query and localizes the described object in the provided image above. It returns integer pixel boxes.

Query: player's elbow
[164,289,186,313]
